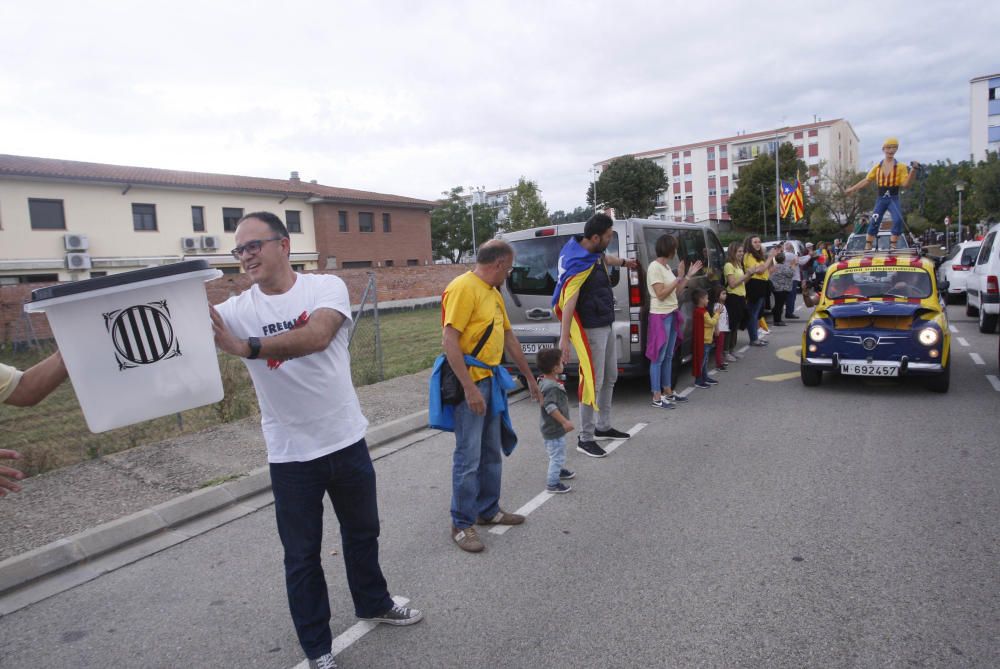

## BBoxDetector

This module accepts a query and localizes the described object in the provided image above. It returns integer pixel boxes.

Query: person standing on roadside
[741,235,777,347]
[554,213,638,458]
[769,252,794,326]
[722,242,751,360]
[210,212,422,669]
[646,233,701,410]
[437,240,542,553]
[0,352,69,497]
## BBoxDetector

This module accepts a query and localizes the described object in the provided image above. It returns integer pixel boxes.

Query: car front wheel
[924,362,950,393]
[800,364,822,387]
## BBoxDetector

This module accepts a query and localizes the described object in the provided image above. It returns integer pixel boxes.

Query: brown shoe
[476,510,525,526]
[451,525,484,552]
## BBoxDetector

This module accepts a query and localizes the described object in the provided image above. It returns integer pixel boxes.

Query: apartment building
[970,73,1000,162]
[0,154,435,283]
[461,186,515,230]
[595,118,858,224]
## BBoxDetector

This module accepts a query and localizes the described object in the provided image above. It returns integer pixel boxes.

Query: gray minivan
[499,218,726,386]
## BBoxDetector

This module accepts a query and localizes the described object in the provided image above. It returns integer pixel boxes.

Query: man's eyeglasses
[231,237,283,259]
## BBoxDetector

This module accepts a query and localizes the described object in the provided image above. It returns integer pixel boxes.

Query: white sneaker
[725,353,738,363]
[309,653,338,669]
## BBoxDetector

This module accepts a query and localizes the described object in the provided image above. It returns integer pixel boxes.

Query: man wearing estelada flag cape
[552,213,637,459]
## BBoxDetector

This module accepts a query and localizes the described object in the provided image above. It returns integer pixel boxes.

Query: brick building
[0,154,435,283]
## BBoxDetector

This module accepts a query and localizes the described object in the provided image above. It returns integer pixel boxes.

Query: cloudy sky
[1,0,997,212]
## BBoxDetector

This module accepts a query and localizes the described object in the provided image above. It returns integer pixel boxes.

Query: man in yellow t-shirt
[441,240,542,553]
[1,352,69,497]
[846,137,919,250]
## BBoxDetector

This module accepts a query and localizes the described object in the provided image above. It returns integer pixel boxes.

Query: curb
[0,409,433,612]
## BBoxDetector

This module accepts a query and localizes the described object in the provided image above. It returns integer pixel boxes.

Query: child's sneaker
[705,377,719,385]
[546,482,572,494]
[715,365,728,372]
[694,381,711,389]
[725,353,738,363]
[559,468,575,480]
[651,397,675,409]
[666,393,689,403]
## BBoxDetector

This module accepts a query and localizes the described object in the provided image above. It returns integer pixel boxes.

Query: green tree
[430,187,497,262]
[971,151,1000,222]
[586,155,667,218]
[506,177,549,232]
[549,206,594,224]
[726,143,809,234]
[810,165,875,234]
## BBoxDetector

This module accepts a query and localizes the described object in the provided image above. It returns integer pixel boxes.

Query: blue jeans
[697,344,714,383]
[787,281,800,316]
[270,439,393,660]
[544,436,567,487]
[451,378,502,529]
[649,314,678,393]
[868,193,905,236]
[747,297,765,342]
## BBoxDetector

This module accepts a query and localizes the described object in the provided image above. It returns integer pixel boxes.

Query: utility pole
[775,130,782,240]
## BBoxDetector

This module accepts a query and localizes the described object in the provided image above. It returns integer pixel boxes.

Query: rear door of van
[499,222,630,374]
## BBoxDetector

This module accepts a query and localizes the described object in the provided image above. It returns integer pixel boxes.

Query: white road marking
[988,375,1000,392]
[949,324,958,333]
[288,596,411,667]
[678,386,694,398]
[738,345,750,354]
[957,337,970,347]
[970,352,985,365]
[489,423,648,535]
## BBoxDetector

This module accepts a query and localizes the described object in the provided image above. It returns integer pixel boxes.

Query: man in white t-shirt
[210,212,421,669]
[1,352,69,497]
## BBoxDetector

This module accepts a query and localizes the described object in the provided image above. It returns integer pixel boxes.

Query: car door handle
[526,308,553,320]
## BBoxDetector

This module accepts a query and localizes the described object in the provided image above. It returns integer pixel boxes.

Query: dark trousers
[270,439,393,659]
[787,281,800,317]
[772,291,789,323]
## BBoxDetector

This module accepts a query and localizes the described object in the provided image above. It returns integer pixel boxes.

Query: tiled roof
[0,154,435,209]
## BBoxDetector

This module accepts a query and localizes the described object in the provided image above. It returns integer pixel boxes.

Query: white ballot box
[25,260,224,433]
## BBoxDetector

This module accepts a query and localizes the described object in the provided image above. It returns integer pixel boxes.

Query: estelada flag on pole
[792,178,805,220]
[780,180,797,218]
[552,236,602,409]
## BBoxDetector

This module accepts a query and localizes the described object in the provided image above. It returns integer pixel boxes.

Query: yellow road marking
[754,345,802,382]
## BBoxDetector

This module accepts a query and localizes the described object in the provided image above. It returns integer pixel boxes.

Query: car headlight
[918,328,939,346]
[808,325,827,342]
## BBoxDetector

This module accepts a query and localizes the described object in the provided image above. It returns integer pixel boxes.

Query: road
[2,305,998,668]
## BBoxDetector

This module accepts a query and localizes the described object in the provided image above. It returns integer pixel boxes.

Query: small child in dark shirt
[537,347,575,494]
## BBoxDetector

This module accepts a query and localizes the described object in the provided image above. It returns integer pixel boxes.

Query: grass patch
[1,307,441,477]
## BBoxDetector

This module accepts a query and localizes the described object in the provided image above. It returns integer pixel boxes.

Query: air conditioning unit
[64,233,89,251]
[181,236,199,252]
[66,253,92,270]
[201,235,221,250]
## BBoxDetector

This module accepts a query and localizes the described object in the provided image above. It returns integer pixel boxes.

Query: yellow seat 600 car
[800,252,951,393]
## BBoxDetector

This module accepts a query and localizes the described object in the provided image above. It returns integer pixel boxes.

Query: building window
[286,210,302,233]
[223,207,243,232]
[291,264,305,271]
[808,129,818,137]
[721,187,730,196]
[90,271,108,278]
[338,210,348,232]
[192,206,205,232]
[382,213,391,232]
[719,147,727,159]
[385,260,394,267]
[808,143,819,157]
[359,212,374,233]
[28,198,66,230]
[709,188,717,196]
[343,260,373,269]
[707,148,715,159]
[132,203,157,231]
[407,259,419,266]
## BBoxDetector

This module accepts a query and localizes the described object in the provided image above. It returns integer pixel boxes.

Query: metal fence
[348,271,384,386]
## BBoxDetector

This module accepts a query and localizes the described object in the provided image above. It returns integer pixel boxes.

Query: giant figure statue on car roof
[845,137,920,252]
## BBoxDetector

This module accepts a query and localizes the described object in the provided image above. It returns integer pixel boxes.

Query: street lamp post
[955,182,965,243]
[590,167,600,213]
[468,185,485,256]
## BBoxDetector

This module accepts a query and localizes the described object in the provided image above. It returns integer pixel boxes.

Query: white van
[498,218,726,386]
[965,222,1000,333]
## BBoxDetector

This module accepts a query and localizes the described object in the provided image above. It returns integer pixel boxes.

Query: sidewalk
[0,368,437,610]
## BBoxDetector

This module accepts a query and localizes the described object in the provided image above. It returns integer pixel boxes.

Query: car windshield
[844,235,908,253]
[508,233,620,296]
[825,267,932,300]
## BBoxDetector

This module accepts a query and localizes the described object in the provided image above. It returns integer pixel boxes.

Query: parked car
[799,252,951,392]
[762,239,805,256]
[498,218,725,386]
[936,241,982,304]
[965,222,1000,333]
